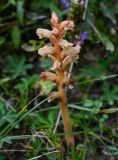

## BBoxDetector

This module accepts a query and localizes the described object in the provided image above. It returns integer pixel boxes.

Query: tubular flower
[60,20,74,31]
[61,44,81,60]
[59,39,73,49]
[36,28,51,39]
[38,45,54,57]
[40,72,59,83]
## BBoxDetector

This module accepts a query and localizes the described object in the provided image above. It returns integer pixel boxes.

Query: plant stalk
[58,72,75,146]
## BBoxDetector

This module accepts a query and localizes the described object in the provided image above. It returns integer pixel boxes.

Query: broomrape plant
[36,12,82,148]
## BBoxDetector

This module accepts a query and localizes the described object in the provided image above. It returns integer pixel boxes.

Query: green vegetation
[0,0,118,159]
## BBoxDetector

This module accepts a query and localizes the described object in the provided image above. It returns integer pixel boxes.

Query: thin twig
[0,149,31,152]
[68,63,74,79]
[28,150,59,160]
[87,19,104,42]
[83,0,89,20]
[53,110,61,133]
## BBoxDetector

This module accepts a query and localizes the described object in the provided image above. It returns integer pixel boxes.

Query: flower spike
[36,11,82,148]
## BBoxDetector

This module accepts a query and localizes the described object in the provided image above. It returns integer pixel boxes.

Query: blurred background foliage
[0,0,118,159]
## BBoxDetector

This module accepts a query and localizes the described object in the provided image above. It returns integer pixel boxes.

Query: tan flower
[59,39,73,49]
[62,44,81,58]
[38,45,54,57]
[62,44,81,69]
[40,72,58,83]
[36,28,51,39]
[60,20,74,31]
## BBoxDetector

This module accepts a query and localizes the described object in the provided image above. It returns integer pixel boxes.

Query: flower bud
[50,11,59,27]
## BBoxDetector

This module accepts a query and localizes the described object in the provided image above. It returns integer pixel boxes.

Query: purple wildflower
[64,2,72,9]
[60,0,72,9]
[81,32,88,41]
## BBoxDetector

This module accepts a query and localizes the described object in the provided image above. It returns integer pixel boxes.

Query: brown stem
[53,27,75,147]
[58,72,75,146]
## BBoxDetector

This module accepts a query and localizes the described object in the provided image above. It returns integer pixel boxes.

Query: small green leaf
[38,115,49,125]
[48,110,56,124]
[93,100,103,113]
[104,40,114,52]
[84,99,93,107]
[101,34,115,52]
[108,146,118,155]
[17,1,24,24]
[94,100,103,108]
[11,25,21,49]
[0,37,5,45]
